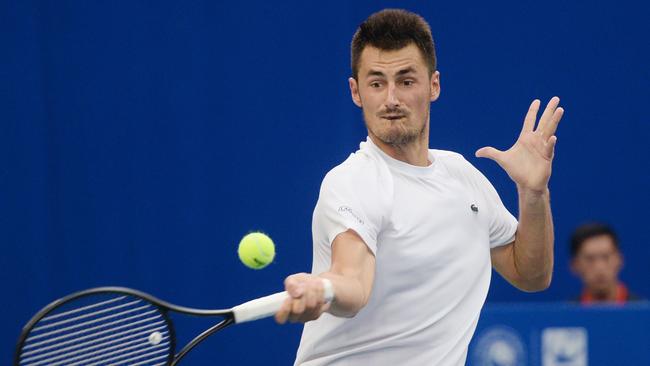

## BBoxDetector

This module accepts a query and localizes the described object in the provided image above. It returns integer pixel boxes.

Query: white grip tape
[232,278,335,324]
[232,291,288,323]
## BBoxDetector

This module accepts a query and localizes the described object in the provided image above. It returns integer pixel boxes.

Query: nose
[385,83,400,109]
[590,258,611,276]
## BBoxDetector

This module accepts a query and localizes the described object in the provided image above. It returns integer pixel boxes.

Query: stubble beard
[364,107,429,147]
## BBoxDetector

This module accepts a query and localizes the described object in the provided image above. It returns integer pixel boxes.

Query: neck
[585,282,622,302]
[368,126,430,167]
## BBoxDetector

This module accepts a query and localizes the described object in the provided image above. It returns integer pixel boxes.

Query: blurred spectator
[570,223,642,304]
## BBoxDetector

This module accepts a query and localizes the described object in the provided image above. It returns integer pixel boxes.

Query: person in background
[570,223,642,304]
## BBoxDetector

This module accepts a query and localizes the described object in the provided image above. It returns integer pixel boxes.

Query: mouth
[381,115,406,121]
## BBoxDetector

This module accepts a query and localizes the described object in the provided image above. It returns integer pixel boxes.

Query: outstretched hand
[476,97,564,193]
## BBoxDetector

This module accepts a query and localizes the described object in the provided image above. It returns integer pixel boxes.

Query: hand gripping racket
[14,283,334,366]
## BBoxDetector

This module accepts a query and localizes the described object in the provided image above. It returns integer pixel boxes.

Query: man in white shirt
[275,9,564,366]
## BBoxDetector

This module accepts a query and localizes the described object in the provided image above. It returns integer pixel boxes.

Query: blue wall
[2,0,649,363]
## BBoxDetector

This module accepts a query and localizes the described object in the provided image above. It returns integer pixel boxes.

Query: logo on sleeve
[338,206,365,225]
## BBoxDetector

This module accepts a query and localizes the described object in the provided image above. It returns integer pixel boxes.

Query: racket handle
[232,278,335,323]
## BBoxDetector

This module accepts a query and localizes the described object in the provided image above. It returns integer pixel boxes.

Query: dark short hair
[351,9,437,80]
[570,223,620,258]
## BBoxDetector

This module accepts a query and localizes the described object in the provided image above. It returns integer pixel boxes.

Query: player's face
[571,235,623,295]
[349,44,440,146]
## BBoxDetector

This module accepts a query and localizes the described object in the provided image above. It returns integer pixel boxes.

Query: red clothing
[580,283,630,304]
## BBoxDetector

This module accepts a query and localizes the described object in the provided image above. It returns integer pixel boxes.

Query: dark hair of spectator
[570,223,620,258]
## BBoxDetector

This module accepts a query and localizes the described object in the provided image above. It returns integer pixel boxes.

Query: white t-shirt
[294,137,518,366]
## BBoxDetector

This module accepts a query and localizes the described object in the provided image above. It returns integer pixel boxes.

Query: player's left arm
[476,97,564,292]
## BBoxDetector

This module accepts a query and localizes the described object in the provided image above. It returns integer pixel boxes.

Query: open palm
[476,97,564,193]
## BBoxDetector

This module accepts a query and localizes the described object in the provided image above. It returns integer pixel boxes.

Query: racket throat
[171,317,235,365]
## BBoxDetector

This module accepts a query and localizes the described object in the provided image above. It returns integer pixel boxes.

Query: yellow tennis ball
[238,232,275,269]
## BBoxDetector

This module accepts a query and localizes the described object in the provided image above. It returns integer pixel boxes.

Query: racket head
[15,287,176,366]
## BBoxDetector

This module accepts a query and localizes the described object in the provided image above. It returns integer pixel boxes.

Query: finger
[521,99,541,134]
[292,296,306,314]
[274,298,293,324]
[537,96,560,134]
[545,135,558,159]
[302,303,331,323]
[475,147,504,162]
[289,297,306,323]
[301,298,329,323]
[304,286,317,310]
[543,106,564,138]
[301,306,320,323]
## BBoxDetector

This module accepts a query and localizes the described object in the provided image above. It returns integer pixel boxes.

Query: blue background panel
[469,304,650,366]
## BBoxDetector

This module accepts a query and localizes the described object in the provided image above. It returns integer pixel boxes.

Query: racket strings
[19,293,172,366]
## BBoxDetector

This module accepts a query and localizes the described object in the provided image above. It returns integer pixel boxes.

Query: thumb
[475,146,503,162]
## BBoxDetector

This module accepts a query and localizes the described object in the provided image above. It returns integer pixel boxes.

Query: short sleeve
[311,158,392,256]
[486,191,518,248]
[462,159,518,248]
[479,175,518,248]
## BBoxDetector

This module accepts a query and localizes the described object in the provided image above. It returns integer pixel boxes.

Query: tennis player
[276,9,564,365]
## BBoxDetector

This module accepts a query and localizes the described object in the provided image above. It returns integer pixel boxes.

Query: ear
[430,71,441,102]
[349,77,362,108]
[615,252,624,272]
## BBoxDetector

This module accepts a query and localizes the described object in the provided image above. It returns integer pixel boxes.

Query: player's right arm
[275,229,375,323]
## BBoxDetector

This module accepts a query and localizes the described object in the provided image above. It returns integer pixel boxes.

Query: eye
[402,79,415,86]
[370,81,382,88]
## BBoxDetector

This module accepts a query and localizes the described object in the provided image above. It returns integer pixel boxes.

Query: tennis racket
[14,284,334,366]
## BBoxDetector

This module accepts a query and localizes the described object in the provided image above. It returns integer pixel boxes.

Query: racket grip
[232,291,288,323]
[232,278,335,324]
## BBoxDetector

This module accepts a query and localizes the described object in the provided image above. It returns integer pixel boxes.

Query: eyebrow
[396,67,417,76]
[366,66,417,78]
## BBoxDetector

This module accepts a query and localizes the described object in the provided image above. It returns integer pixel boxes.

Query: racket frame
[15,281,333,365]
[14,286,235,366]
